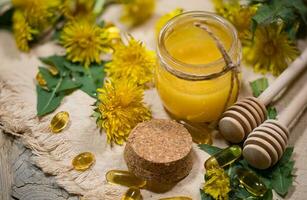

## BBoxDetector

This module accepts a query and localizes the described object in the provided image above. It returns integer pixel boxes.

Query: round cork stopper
[124,119,193,184]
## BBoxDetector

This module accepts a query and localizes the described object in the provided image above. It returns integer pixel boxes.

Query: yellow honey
[106,170,147,188]
[72,152,95,171]
[156,11,241,122]
[50,111,70,133]
[122,187,143,200]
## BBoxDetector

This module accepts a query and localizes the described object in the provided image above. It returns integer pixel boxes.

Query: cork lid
[127,119,192,163]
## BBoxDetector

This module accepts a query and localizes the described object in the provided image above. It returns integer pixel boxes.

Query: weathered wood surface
[0,130,80,200]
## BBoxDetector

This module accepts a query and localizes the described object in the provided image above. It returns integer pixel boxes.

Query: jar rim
[157,11,240,80]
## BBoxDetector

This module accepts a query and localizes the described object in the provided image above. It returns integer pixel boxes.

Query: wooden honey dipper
[219,48,307,143]
[243,82,307,169]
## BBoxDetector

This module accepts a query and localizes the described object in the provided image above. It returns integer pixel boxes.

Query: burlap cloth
[1,0,307,199]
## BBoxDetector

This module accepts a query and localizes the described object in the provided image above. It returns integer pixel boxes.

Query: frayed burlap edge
[0,80,123,200]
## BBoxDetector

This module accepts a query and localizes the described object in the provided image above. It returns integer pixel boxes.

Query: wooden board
[0,130,80,200]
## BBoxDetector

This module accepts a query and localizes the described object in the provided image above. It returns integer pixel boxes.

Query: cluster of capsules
[205,145,268,197]
[106,170,192,200]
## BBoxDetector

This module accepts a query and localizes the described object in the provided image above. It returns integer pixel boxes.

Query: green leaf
[267,147,294,196]
[39,55,68,75]
[287,0,307,24]
[0,7,13,29]
[38,67,59,89]
[51,29,61,41]
[64,61,85,72]
[94,0,106,15]
[250,77,269,97]
[36,56,105,116]
[250,78,278,119]
[251,0,307,37]
[74,74,97,97]
[73,64,105,98]
[57,76,81,92]
[252,4,273,26]
[198,144,222,156]
[229,186,256,200]
[36,85,65,116]
[267,106,277,119]
[200,189,214,200]
[262,189,273,200]
[276,147,294,167]
[271,166,294,196]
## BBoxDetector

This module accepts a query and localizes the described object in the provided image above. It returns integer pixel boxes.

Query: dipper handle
[278,83,307,127]
[258,48,307,105]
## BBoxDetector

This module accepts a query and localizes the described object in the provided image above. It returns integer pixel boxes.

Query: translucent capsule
[159,197,192,200]
[180,121,212,145]
[205,145,242,169]
[50,111,70,133]
[122,187,143,200]
[36,72,47,87]
[72,152,95,171]
[236,168,267,197]
[106,170,147,188]
[48,66,59,76]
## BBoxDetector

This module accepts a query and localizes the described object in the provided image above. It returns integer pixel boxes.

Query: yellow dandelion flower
[95,79,152,145]
[61,0,95,20]
[103,23,122,52]
[212,0,257,41]
[203,167,231,200]
[212,0,240,20]
[231,5,257,41]
[60,20,113,67]
[155,8,183,37]
[12,10,38,52]
[12,0,61,29]
[120,0,155,26]
[244,24,299,76]
[105,37,156,86]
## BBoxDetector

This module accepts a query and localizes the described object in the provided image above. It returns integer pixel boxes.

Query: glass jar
[156,11,241,122]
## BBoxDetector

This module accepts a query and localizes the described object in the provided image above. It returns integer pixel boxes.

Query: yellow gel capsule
[205,145,242,169]
[48,66,59,76]
[72,152,95,171]
[50,111,70,133]
[181,121,212,145]
[159,197,192,200]
[36,72,47,87]
[106,170,146,188]
[236,168,267,197]
[122,187,143,200]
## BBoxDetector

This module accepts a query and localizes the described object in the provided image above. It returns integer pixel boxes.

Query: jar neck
[157,11,241,81]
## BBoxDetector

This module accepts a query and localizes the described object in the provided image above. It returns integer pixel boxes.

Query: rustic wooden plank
[0,130,13,200]
[0,130,80,200]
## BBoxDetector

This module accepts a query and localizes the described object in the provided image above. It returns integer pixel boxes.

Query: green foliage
[199,145,295,199]
[250,0,307,39]
[198,144,222,156]
[249,77,268,97]
[36,55,105,116]
[271,148,295,196]
[200,189,214,200]
[36,85,65,116]
[267,106,277,119]
[0,8,13,29]
[250,77,278,119]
